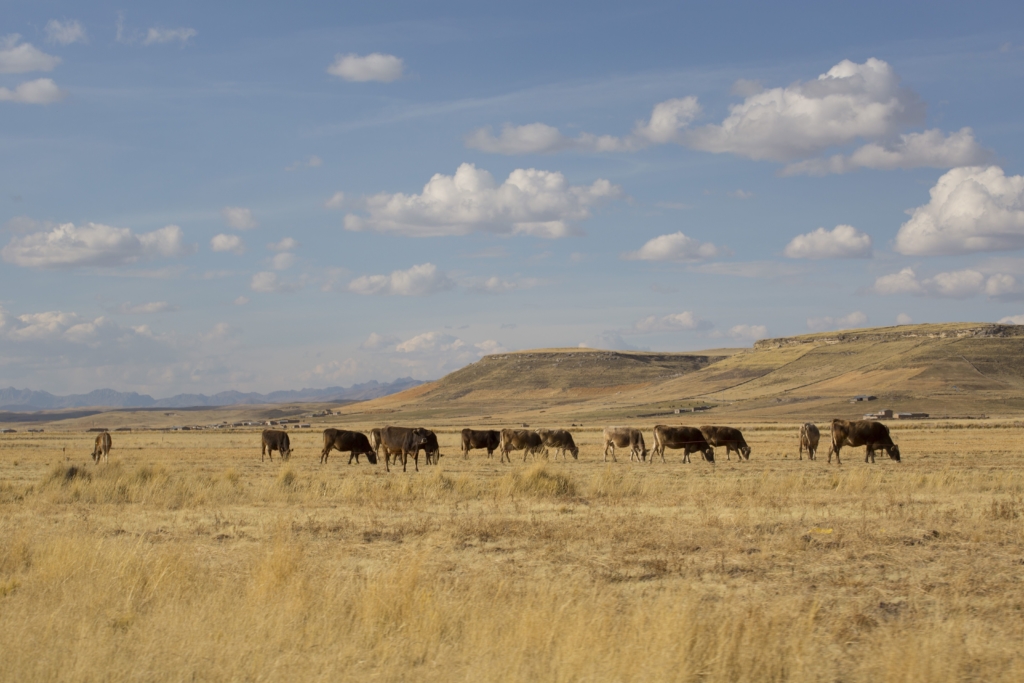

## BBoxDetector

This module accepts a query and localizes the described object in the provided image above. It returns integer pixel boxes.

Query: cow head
[887,444,901,462]
[741,445,752,460]
[703,447,715,463]
[570,445,579,460]
[366,449,378,465]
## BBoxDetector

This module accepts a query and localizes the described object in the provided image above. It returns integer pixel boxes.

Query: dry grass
[1,425,1023,682]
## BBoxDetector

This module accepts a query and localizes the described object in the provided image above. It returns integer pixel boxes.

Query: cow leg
[261,443,266,462]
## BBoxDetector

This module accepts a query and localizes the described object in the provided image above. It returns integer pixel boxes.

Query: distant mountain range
[0,378,424,412]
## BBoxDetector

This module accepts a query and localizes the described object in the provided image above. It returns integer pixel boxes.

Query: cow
[261,429,291,462]
[799,423,820,460]
[320,428,377,465]
[379,426,431,472]
[539,429,579,460]
[415,430,442,465]
[369,428,383,459]
[828,419,901,465]
[700,426,752,461]
[91,432,112,464]
[499,429,547,463]
[651,425,714,463]
[602,426,647,462]
[461,428,500,459]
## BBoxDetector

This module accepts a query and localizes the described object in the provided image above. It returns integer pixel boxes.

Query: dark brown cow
[321,428,377,465]
[416,430,442,465]
[369,428,383,458]
[829,419,901,465]
[261,429,291,462]
[380,426,431,472]
[91,432,112,463]
[602,426,647,462]
[700,426,751,461]
[652,425,714,463]
[461,428,500,458]
[539,429,579,460]
[499,429,547,463]
[799,423,820,461]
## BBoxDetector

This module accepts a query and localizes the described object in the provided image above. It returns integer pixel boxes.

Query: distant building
[850,395,877,403]
[864,409,894,419]
[896,412,929,419]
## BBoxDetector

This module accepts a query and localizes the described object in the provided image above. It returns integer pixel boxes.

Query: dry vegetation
[1,423,1023,682]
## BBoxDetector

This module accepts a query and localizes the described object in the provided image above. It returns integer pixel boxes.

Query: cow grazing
[321,428,377,465]
[828,419,901,465]
[799,423,820,460]
[461,429,500,459]
[261,429,292,462]
[602,426,647,462]
[416,430,442,465]
[700,426,752,461]
[379,426,431,472]
[369,428,383,459]
[652,425,714,463]
[539,429,579,460]
[91,432,112,464]
[499,429,547,463]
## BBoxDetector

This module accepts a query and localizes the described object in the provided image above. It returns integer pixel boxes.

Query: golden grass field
[1,422,1023,682]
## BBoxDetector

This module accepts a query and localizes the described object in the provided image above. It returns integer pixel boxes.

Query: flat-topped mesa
[754,323,1024,350]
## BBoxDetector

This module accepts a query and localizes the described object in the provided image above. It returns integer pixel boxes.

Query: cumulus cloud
[894,166,1024,256]
[45,20,87,45]
[344,163,620,238]
[210,234,244,254]
[998,315,1024,325]
[0,35,60,73]
[116,301,177,314]
[727,324,768,340]
[327,53,403,82]
[271,252,296,270]
[348,263,453,296]
[784,224,872,259]
[250,271,302,293]
[285,155,322,171]
[466,123,573,155]
[782,128,991,175]
[396,331,465,353]
[475,340,508,355]
[872,267,1019,299]
[0,78,65,104]
[896,313,913,325]
[623,232,724,262]
[268,237,298,252]
[361,332,400,350]
[143,27,197,45]
[807,311,868,331]
[221,206,257,230]
[634,311,711,333]
[233,296,249,306]
[467,276,540,294]
[324,191,345,209]
[2,223,193,268]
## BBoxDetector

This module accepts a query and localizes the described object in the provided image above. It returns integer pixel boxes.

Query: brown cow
[379,426,431,472]
[461,428,500,458]
[261,429,291,462]
[828,419,901,465]
[91,432,112,463]
[321,428,377,465]
[799,423,820,460]
[369,428,383,458]
[700,426,751,461]
[602,426,647,462]
[652,425,714,463]
[539,429,579,460]
[499,429,547,463]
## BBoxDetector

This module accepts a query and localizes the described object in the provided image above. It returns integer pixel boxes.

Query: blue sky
[2,1,1024,395]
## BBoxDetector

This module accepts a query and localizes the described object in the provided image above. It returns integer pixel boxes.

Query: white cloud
[210,234,245,254]
[634,311,710,332]
[271,252,296,270]
[465,123,573,155]
[807,311,868,331]
[0,78,65,104]
[2,223,193,268]
[729,189,753,200]
[306,358,359,381]
[784,224,872,259]
[475,340,507,356]
[45,20,87,45]
[324,192,345,209]
[467,276,540,294]
[396,331,465,353]
[348,262,453,296]
[344,163,620,238]
[873,266,1019,299]
[782,128,991,175]
[117,301,177,314]
[327,53,403,82]
[633,97,702,144]
[268,237,298,252]
[233,296,249,306]
[727,324,768,340]
[285,155,322,171]
[894,166,1024,256]
[998,315,1024,325]
[623,232,723,262]
[361,332,400,350]
[0,35,60,73]
[896,313,913,325]
[688,58,923,161]
[221,206,257,230]
[143,27,197,45]
[250,271,301,293]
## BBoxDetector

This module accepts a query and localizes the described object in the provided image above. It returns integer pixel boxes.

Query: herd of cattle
[255,418,901,471]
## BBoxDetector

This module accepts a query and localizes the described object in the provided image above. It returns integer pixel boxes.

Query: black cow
[379,426,431,472]
[652,425,714,463]
[261,429,291,461]
[829,419,901,465]
[321,428,377,465]
[416,430,442,465]
[461,428,500,458]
